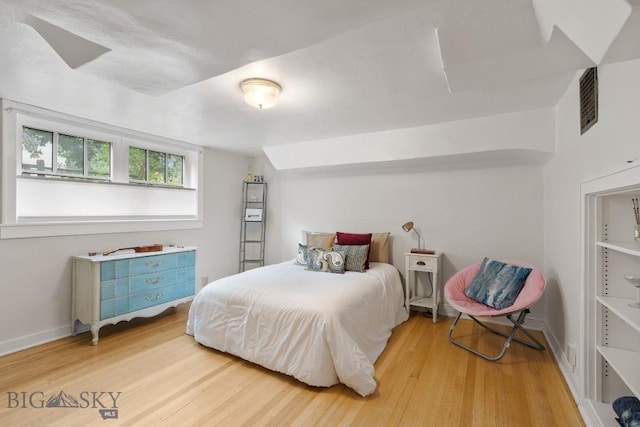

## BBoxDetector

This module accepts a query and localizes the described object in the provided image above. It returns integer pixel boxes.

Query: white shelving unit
[582,166,640,426]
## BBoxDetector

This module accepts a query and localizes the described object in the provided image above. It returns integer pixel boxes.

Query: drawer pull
[416,261,426,266]
[146,276,163,284]
[146,260,163,268]
[145,293,163,302]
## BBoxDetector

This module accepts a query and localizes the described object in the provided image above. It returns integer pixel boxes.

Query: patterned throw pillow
[306,247,327,272]
[332,244,369,273]
[295,243,308,266]
[336,232,372,269]
[613,396,640,427]
[464,258,532,310]
[323,250,345,274]
[305,248,346,274]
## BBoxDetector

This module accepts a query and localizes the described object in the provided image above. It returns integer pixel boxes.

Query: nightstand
[404,252,443,323]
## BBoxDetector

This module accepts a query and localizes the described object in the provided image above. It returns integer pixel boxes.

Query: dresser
[72,246,196,344]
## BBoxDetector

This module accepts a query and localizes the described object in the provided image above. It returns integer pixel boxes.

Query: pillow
[303,231,336,250]
[306,247,327,272]
[305,248,346,274]
[464,258,532,310]
[336,232,372,269]
[323,250,346,274]
[332,244,369,273]
[369,232,390,263]
[613,396,640,427]
[295,243,308,266]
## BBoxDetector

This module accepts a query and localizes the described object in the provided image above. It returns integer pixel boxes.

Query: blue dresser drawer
[129,283,184,312]
[100,296,129,320]
[177,250,196,267]
[100,278,129,301]
[129,254,177,276]
[129,269,178,295]
[100,259,133,281]
[182,280,195,298]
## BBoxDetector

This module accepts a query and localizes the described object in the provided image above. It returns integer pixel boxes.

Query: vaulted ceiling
[0,0,638,158]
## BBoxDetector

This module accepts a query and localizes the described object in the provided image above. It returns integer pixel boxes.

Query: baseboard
[541,323,580,400]
[0,325,71,357]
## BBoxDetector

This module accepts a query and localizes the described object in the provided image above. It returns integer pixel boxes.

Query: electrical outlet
[567,343,577,373]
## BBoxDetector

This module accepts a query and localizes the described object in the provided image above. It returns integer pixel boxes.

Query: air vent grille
[580,67,598,135]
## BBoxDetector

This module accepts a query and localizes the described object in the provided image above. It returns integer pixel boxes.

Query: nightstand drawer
[409,256,437,271]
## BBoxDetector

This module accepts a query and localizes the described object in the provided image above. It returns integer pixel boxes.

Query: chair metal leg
[448,309,545,361]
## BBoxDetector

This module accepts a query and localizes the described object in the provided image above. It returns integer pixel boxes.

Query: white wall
[544,58,640,395]
[0,147,249,355]
[264,158,545,319]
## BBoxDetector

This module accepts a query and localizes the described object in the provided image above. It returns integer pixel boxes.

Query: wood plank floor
[0,304,584,426]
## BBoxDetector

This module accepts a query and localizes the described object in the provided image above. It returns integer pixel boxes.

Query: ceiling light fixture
[240,78,281,109]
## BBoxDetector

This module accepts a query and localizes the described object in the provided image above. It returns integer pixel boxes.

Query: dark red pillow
[336,232,372,269]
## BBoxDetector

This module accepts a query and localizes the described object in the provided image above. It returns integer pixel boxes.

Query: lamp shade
[240,78,281,109]
[402,221,414,232]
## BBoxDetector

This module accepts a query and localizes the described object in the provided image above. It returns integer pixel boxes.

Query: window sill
[0,218,203,239]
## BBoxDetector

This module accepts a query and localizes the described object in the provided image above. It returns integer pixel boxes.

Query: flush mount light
[240,78,281,109]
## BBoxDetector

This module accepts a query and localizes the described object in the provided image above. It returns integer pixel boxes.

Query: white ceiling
[0,0,638,156]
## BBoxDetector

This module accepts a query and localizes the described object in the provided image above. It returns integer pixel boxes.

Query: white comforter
[186,260,408,396]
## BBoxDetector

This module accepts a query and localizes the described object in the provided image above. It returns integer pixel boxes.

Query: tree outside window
[22,127,111,178]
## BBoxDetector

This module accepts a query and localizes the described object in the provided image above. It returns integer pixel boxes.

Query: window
[129,147,184,186]
[22,127,112,179]
[1,99,203,239]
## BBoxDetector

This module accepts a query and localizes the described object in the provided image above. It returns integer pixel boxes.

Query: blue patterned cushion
[305,248,346,273]
[332,244,369,273]
[613,396,640,427]
[306,248,327,272]
[464,258,532,310]
[295,243,308,266]
[323,250,346,274]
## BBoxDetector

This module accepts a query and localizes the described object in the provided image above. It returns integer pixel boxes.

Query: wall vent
[580,67,598,135]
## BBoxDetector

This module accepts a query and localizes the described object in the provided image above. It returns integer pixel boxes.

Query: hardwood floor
[0,304,584,426]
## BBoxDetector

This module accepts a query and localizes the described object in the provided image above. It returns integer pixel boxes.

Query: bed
[186,259,408,396]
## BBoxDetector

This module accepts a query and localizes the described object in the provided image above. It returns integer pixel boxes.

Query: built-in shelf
[597,296,640,334]
[597,345,640,398]
[596,241,640,257]
[582,165,640,426]
[586,399,619,427]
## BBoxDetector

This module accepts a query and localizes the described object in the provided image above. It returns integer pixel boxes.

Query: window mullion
[52,132,58,175]
[83,138,88,177]
[164,153,168,184]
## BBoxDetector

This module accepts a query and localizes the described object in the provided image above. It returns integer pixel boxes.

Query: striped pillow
[332,244,369,273]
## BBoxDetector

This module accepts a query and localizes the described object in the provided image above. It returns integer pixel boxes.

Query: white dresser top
[73,245,197,262]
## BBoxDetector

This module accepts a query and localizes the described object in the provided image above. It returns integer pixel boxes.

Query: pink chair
[444,260,546,361]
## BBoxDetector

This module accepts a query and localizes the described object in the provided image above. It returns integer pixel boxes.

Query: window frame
[21,125,114,180]
[1,99,204,239]
[128,146,185,187]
